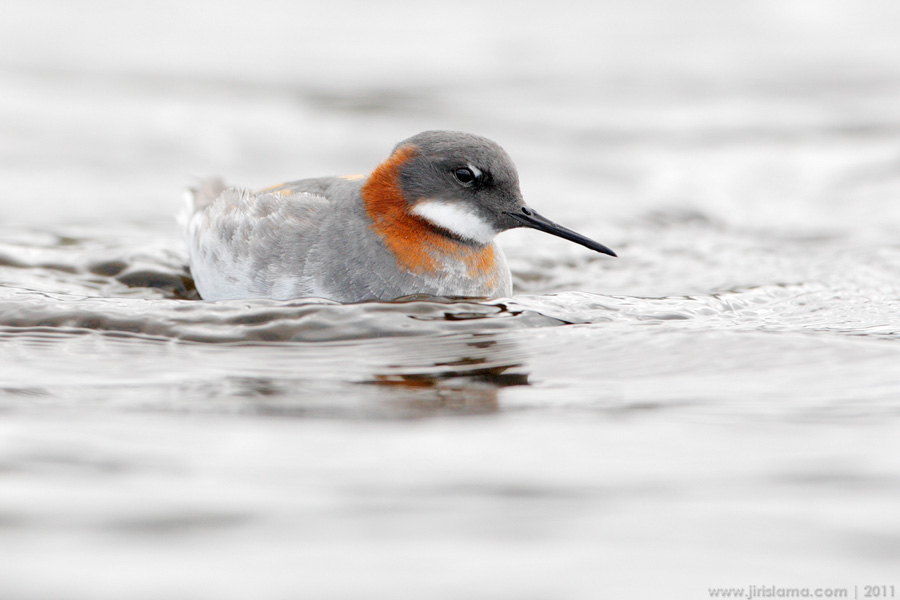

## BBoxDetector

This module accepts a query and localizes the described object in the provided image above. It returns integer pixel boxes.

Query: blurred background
[2,1,900,599]
[4,0,900,231]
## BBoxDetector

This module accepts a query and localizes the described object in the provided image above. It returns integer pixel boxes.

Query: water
[3,1,900,598]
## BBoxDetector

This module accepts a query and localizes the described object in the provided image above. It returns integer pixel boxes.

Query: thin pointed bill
[506,208,617,257]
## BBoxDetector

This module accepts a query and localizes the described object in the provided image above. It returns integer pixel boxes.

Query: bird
[182,130,616,303]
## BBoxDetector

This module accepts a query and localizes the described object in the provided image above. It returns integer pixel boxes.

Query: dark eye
[454,167,476,184]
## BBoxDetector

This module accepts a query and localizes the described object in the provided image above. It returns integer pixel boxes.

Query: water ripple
[510,283,900,341]
[0,287,569,344]
[1,279,898,346]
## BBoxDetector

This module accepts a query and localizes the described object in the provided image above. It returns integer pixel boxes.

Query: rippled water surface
[3,1,900,598]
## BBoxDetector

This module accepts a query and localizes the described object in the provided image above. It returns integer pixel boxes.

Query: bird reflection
[366,335,529,416]
[218,334,529,419]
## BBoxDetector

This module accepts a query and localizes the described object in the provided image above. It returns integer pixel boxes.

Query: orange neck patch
[361,146,497,279]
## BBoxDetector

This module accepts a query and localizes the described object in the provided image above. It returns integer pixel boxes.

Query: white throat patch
[411,200,497,245]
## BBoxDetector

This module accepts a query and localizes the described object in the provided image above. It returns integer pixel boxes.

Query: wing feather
[183,180,331,300]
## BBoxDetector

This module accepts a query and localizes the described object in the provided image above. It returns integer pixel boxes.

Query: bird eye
[454,167,476,184]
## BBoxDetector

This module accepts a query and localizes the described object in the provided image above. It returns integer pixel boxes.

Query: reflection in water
[367,336,530,417]
[215,336,531,418]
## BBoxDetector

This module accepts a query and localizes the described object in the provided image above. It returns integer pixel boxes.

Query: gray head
[382,130,616,256]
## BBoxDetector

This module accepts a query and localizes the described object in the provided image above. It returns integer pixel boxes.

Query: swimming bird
[183,130,616,302]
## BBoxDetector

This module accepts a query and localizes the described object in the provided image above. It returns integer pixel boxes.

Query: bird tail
[178,177,227,230]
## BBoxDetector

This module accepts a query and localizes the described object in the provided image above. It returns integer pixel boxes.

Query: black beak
[506,207,617,257]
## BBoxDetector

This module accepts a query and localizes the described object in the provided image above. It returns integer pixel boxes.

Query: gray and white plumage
[182,131,615,303]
